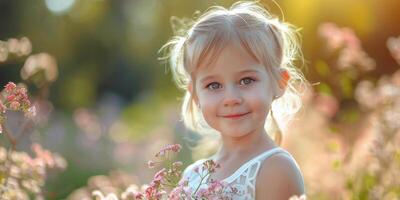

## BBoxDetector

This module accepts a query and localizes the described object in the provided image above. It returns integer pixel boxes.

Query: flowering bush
[293,22,400,199]
[347,70,400,199]
[1,36,66,199]
[0,82,67,200]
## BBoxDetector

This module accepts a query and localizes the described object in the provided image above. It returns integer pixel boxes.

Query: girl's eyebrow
[237,69,262,74]
[200,75,218,84]
[199,69,261,84]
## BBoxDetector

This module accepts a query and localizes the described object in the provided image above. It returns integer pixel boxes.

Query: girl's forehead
[197,63,266,78]
[195,42,263,74]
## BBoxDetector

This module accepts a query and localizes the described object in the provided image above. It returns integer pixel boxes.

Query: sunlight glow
[45,0,76,14]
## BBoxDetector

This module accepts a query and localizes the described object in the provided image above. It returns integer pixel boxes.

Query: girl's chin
[218,129,253,138]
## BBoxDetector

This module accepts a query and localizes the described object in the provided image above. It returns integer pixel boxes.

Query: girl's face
[191,42,278,138]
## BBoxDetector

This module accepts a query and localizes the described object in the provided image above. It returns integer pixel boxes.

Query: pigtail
[270,109,283,146]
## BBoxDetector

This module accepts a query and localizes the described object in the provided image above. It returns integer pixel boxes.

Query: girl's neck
[216,129,277,161]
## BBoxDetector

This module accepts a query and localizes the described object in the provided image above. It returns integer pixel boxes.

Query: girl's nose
[223,87,243,107]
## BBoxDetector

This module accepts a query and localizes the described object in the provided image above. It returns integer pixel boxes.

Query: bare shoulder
[255,152,305,200]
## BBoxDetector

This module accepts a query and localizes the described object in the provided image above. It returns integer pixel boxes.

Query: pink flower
[196,188,210,198]
[6,94,15,101]
[1,82,33,116]
[208,180,224,193]
[16,87,27,96]
[170,144,182,152]
[168,186,183,200]
[155,144,182,157]
[144,185,159,199]
[203,159,220,173]
[155,190,166,199]
[4,82,16,93]
[134,192,144,199]
[10,101,20,110]
[153,168,166,182]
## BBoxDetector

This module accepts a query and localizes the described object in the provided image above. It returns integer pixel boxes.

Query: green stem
[192,171,211,197]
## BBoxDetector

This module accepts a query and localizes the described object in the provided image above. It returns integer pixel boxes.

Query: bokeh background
[1,0,400,199]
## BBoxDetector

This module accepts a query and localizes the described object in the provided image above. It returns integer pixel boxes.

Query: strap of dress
[252,147,304,189]
[257,147,291,162]
[223,147,287,183]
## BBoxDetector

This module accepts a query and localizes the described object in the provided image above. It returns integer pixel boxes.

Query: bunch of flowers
[0,82,36,139]
[167,159,240,200]
[92,144,240,200]
[92,144,307,200]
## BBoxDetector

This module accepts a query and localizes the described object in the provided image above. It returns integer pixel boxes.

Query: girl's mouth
[222,112,250,119]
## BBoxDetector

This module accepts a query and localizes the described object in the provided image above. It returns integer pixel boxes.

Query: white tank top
[182,147,303,200]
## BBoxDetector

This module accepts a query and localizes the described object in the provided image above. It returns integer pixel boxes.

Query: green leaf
[317,82,333,95]
[315,60,331,77]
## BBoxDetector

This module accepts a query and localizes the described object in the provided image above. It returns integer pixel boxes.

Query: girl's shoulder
[256,150,305,198]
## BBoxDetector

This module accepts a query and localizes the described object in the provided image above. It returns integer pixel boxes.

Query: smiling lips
[222,112,250,119]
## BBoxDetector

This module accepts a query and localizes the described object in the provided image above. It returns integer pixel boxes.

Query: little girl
[160,1,306,199]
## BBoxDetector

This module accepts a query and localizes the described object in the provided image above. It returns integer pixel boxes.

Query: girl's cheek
[249,82,274,100]
[199,90,220,100]
[243,89,273,107]
[200,94,220,106]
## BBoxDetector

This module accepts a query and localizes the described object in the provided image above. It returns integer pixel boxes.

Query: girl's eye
[206,82,221,90]
[240,77,255,85]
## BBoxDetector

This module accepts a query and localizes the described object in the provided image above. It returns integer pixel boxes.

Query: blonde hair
[159,1,307,146]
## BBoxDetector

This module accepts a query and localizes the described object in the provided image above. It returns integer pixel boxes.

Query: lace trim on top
[182,147,302,200]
